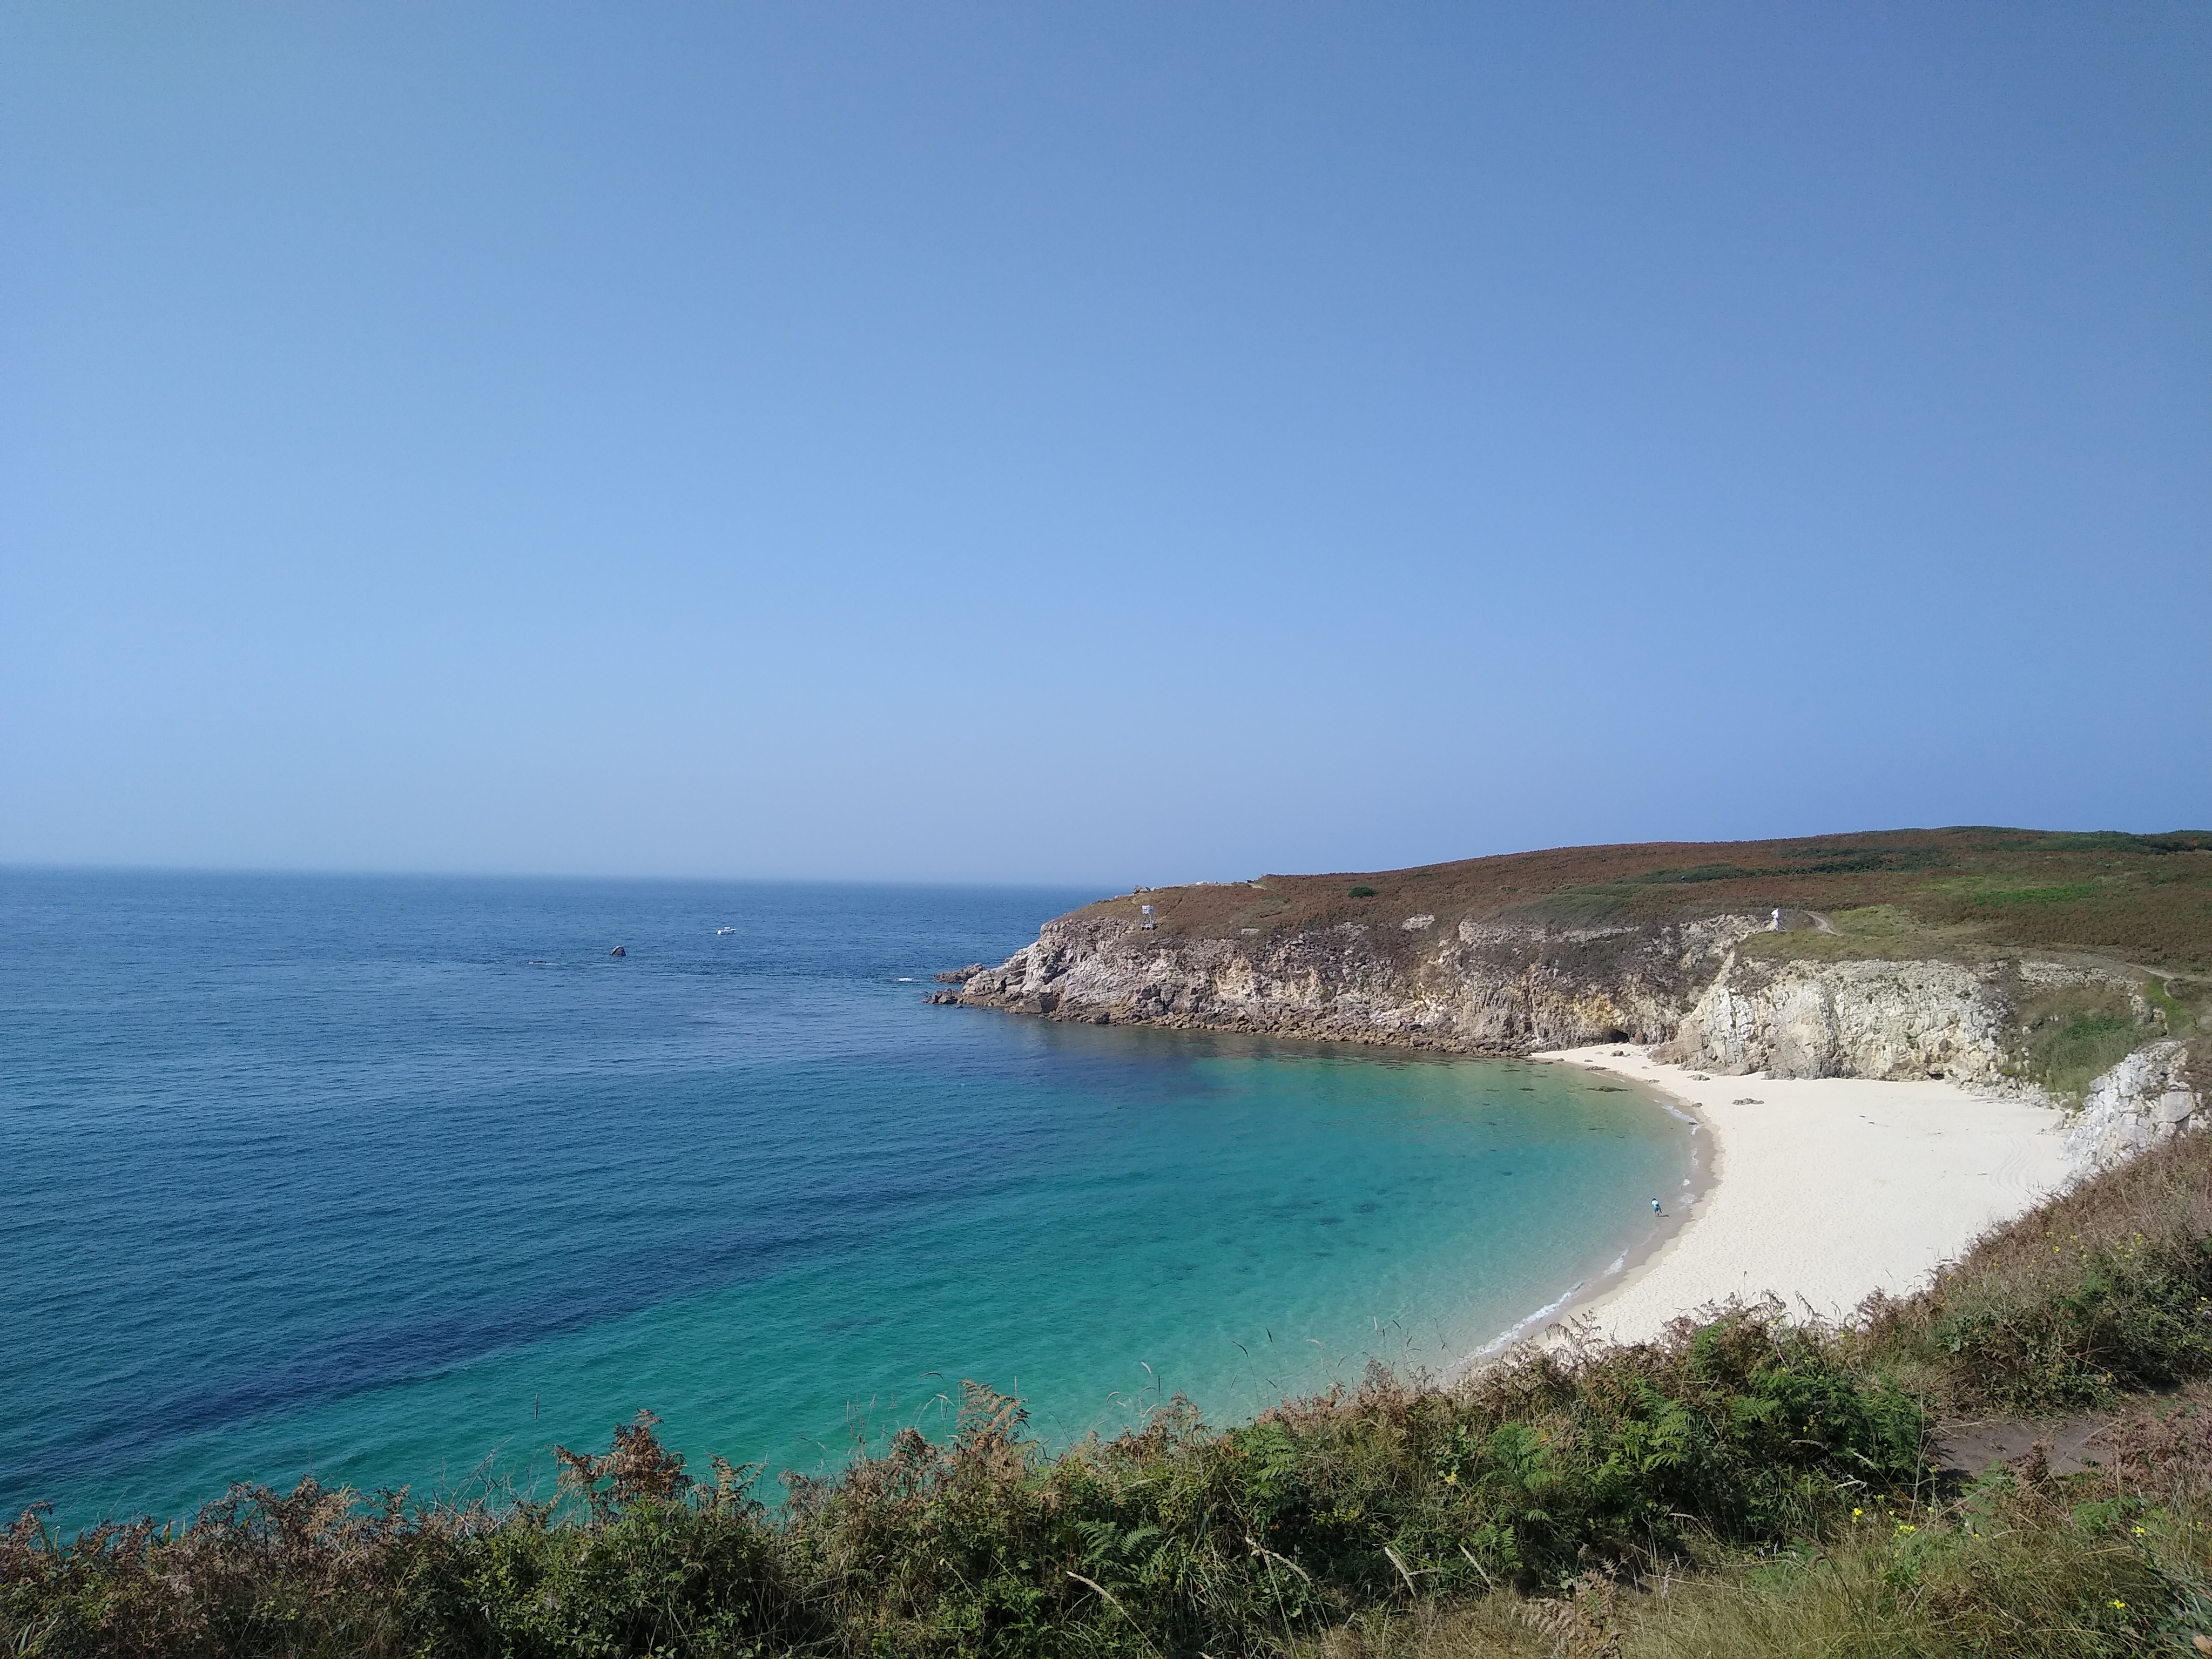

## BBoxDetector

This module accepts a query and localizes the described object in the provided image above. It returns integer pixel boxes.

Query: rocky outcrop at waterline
[946,908,1765,1053]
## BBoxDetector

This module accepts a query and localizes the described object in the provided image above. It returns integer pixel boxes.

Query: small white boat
[714,926,735,935]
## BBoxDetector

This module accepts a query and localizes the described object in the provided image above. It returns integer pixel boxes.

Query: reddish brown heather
[1098,827,2212,972]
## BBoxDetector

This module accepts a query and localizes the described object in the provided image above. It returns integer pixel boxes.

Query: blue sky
[3,4,2206,885]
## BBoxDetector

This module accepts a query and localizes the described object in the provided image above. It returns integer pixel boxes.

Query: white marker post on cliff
[1141,903,1156,932]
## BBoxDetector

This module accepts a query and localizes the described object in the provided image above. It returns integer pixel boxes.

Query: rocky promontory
[938,828,2212,1163]
[947,905,1759,1055]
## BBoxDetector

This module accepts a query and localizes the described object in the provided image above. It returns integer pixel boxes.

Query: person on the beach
[1652,1198,1662,1215]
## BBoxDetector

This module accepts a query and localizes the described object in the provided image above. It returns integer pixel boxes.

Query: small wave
[1454,1279,1589,1373]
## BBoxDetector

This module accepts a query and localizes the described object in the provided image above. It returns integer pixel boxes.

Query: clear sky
[3,5,2206,886]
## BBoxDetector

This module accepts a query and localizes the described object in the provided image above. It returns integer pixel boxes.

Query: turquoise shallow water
[0,872,1691,1529]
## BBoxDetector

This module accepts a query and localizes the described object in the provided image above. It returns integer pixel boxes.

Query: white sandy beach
[1533,1045,2075,1345]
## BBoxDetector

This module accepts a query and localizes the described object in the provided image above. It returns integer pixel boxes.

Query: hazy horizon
[5,817,2207,894]
[5,5,2206,886]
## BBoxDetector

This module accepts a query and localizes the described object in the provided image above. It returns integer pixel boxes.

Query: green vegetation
[1731,903,1985,966]
[1303,1448,2207,1657]
[1347,886,1378,898]
[2147,975,2204,1038]
[2008,989,2150,1102]
[1628,864,1767,885]
[13,1136,2212,1657]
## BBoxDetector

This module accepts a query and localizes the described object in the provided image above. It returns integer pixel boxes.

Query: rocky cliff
[943,907,1766,1053]
[942,896,2194,1115]
[2065,1041,2212,1170]
[1656,955,2145,1084]
[943,904,2132,1081]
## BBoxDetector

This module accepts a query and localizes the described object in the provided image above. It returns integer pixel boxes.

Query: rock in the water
[609,945,626,958]
[934,963,986,984]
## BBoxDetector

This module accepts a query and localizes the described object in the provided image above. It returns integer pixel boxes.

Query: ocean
[0,870,1692,1529]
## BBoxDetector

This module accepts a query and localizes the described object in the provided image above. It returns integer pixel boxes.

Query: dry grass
[1104,828,2212,973]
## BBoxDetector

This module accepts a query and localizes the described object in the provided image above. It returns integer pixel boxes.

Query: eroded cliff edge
[948,907,1750,1055]
[935,830,2212,1164]
[945,904,2139,1083]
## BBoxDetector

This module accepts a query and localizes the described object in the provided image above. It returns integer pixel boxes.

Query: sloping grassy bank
[1314,1400,2212,1658]
[9,1134,2212,1658]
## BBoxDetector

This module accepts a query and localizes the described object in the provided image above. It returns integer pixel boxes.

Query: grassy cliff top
[1081,827,2212,973]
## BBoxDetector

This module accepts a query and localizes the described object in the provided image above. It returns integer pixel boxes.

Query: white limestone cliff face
[2063,1041,2209,1171]
[1656,954,2143,1082]
[1657,957,2005,1080]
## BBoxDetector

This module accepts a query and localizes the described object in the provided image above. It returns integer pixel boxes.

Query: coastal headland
[940,827,2212,1338]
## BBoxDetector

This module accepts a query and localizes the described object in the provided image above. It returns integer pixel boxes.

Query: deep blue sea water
[0,871,1692,1530]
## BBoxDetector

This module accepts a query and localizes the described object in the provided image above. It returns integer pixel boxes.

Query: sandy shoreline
[1519,1045,2075,1347]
